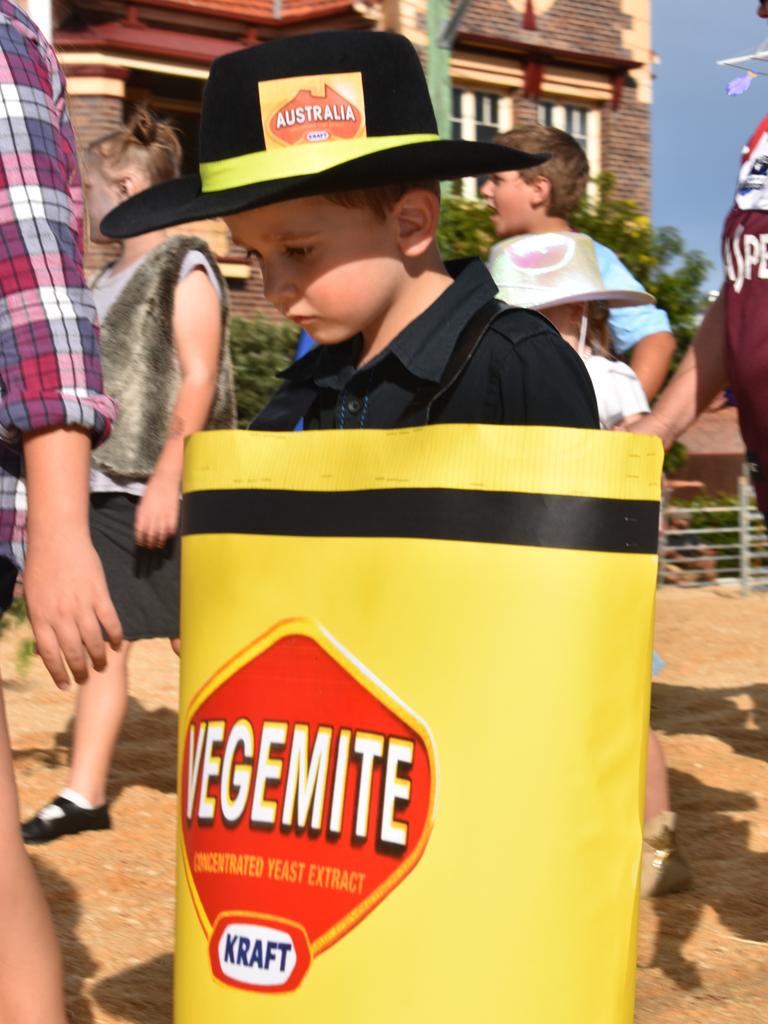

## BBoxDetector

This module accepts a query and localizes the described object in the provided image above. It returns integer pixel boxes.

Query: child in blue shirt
[481,124,675,402]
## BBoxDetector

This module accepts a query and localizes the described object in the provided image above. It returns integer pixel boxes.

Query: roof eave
[455,32,644,73]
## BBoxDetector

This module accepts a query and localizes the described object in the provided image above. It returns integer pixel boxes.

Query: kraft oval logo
[210,914,311,993]
[180,619,438,993]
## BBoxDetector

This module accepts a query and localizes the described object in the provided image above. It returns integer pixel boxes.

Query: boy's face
[481,170,541,238]
[226,196,408,345]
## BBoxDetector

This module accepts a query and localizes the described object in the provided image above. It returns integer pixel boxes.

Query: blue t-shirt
[593,241,671,355]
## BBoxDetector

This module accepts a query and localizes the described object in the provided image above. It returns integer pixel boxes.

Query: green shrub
[437,195,495,261]
[228,314,300,427]
[663,440,688,477]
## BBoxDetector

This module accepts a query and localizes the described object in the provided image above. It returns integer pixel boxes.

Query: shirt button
[346,397,362,414]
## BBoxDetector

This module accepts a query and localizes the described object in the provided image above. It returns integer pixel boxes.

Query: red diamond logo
[180,619,437,992]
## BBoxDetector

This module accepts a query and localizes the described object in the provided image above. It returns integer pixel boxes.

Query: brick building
[35,0,655,318]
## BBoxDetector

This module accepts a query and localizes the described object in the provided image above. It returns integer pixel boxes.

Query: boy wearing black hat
[104,31,598,432]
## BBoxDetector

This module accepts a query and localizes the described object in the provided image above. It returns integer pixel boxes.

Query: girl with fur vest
[22,107,236,844]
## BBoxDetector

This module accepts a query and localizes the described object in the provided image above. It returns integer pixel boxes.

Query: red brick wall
[460,0,632,60]
[601,87,651,212]
[69,94,124,278]
[456,0,652,215]
[512,96,541,127]
[515,0,632,58]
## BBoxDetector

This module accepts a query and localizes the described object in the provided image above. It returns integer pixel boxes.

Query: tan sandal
[641,811,692,898]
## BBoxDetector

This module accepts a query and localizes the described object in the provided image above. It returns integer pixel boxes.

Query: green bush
[228,314,300,427]
[437,195,495,261]
[663,440,688,477]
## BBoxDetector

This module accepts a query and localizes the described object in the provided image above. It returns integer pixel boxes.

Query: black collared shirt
[254,259,599,431]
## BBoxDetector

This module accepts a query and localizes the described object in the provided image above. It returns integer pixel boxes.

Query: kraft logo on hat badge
[180,618,438,993]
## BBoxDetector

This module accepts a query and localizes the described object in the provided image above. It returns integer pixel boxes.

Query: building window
[451,87,509,197]
[536,100,600,177]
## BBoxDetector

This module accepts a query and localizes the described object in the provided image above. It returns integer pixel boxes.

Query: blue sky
[652,1,768,288]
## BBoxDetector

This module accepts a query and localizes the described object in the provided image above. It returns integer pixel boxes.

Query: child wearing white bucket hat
[488,231,653,430]
[489,230,693,898]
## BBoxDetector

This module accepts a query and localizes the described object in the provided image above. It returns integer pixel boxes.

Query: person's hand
[134,473,180,548]
[613,413,647,431]
[707,390,730,413]
[23,535,123,689]
[617,411,673,447]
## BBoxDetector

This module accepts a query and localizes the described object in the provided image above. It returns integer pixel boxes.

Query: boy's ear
[529,174,553,210]
[393,188,441,258]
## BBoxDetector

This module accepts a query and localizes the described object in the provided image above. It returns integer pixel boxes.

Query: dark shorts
[0,557,17,616]
[90,492,180,641]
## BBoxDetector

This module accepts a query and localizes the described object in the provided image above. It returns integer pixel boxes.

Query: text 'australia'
[275,103,357,130]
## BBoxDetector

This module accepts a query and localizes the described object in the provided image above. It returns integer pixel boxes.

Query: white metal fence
[660,469,767,593]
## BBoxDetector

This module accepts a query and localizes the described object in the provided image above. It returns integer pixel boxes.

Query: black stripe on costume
[182,488,658,554]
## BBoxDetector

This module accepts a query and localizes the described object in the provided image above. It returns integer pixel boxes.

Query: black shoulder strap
[396,298,510,427]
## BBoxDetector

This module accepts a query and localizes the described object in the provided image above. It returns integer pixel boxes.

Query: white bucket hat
[487,232,655,310]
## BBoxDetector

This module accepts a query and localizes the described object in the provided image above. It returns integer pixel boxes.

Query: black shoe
[21,796,111,844]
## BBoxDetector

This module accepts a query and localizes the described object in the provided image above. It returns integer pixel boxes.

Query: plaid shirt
[0,0,115,569]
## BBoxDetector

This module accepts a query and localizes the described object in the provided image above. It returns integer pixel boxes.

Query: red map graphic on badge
[268,85,363,146]
[180,620,437,993]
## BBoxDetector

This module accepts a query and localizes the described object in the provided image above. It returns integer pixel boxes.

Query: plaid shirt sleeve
[0,7,116,445]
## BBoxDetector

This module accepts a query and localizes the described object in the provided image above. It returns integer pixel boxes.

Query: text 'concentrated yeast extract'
[180,618,438,993]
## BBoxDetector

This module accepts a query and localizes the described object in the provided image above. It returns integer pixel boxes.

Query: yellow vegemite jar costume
[177,424,662,1023]
[100,27,663,1024]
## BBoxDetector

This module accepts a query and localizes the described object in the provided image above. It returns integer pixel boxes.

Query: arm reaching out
[626,290,729,447]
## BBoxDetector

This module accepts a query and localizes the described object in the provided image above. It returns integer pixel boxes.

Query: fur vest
[92,236,236,480]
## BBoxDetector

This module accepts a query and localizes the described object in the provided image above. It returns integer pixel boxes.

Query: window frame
[536,98,601,185]
[450,84,512,198]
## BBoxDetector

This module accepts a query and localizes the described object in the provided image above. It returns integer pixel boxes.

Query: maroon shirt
[722,114,768,512]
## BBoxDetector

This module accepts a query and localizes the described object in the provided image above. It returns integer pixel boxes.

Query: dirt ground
[3,587,767,1023]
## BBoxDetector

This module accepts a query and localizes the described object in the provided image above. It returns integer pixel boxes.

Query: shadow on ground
[648,681,768,990]
[93,954,173,1024]
[13,695,177,802]
[33,858,98,1023]
[653,681,768,765]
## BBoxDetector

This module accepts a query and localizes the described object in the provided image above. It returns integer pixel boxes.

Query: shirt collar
[280,258,498,387]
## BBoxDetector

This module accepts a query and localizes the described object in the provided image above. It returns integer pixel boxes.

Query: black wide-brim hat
[103,31,547,238]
